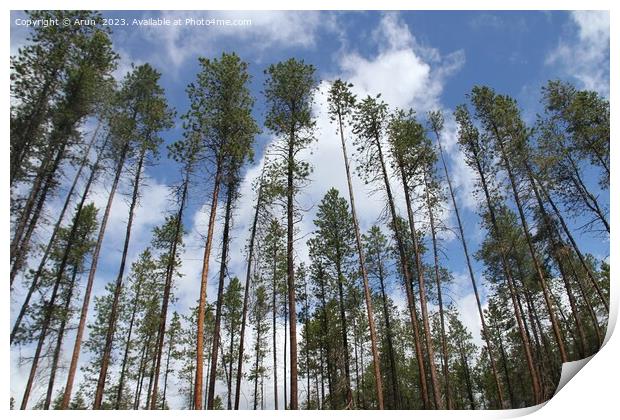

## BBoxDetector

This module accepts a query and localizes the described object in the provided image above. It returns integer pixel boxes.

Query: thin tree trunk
[161,336,173,410]
[10,122,99,285]
[465,136,542,404]
[531,170,609,312]
[565,154,609,233]
[284,286,288,409]
[336,258,353,408]
[272,244,279,410]
[61,137,131,409]
[397,161,443,409]
[207,181,235,409]
[374,133,429,408]
[422,170,452,409]
[95,146,147,409]
[116,274,144,409]
[432,127,505,407]
[43,266,78,409]
[377,261,400,408]
[11,131,107,344]
[234,175,263,409]
[194,164,223,410]
[336,110,384,408]
[286,127,299,409]
[149,177,189,410]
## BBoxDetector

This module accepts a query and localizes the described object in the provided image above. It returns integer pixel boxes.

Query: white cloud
[140,11,333,72]
[546,11,610,96]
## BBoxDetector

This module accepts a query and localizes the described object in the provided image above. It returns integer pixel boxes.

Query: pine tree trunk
[284,287,288,409]
[116,274,143,409]
[377,259,400,408]
[495,137,568,363]
[422,170,452,409]
[466,138,542,404]
[149,178,189,409]
[565,154,609,233]
[397,162,443,409]
[336,255,353,408]
[60,137,131,409]
[11,134,68,272]
[234,176,263,409]
[95,147,146,409]
[374,133,429,408]
[207,181,235,409]
[10,131,106,343]
[161,335,173,409]
[286,127,299,409]
[20,258,64,409]
[10,122,99,285]
[531,170,609,312]
[43,265,78,409]
[194,163,222,410]
[336,110,384,408]
[272,245,279,410]
[433,128,505,407]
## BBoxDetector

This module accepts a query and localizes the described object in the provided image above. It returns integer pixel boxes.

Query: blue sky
[10,10,610,409]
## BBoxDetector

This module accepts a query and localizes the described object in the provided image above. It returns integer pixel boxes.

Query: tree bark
[207,181,235,409]
[432,127,505,407]
[94,146,147,408]
[336,109,384,408]
[234,175,263,409]
[60,137,131,409]
[374,132,429,409]
[194,163,222,410]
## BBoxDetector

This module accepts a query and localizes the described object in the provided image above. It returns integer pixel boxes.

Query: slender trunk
[531,170,609,312]
[530,177,587,357]
[11,125,72,273]
[194,163,223,410]
[432,128,505,407]
[318,268,333,408]
[272,245,279,410]
[226,323,235,410]
[422,170,451,409]
[133,332,151,409]
[286,127,299,409]
[161,336,173,410]
[43,266,78,409]
[465,136,542,404]
[11,131,107,344]
[565,154,609,233]
[206,182,235,409]
[61,138,131,409]
[495,324,515,407]
[495,136,568,363]
[20,260,64,409]
[24,137,119,409]
[336,110,384,408]
[378,263,400,408]
[565,256,603,348]
[336,256,353,408]
[94,147,147,408]
[149,177,189,410]
[397,161,443,409]
[116,276,144,409]
[375,134,429,408]
[252,319,261,410]
[234,177,263,410]
[284,287,288,409]
[10,122,99,285]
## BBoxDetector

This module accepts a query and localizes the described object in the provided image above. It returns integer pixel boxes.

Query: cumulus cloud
[138,11,336,72]
[546,11,610,96]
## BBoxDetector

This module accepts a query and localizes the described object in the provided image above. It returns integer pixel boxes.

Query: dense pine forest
[10,11,610,410]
